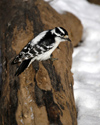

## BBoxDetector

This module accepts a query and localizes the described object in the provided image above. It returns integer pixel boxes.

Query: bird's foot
[50,57,58,62]
[50,54,58,62]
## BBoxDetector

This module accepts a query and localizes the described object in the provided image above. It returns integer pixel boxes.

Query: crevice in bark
[34,77,63,125]
[34,63,63,124]
[42,60,63,92]
[43,90,63,125]
[34,76,44,106]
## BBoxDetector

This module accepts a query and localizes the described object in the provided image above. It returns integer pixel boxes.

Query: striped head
[51,27,71,42]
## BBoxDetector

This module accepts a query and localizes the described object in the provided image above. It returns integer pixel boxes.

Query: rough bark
[0,0,80,125]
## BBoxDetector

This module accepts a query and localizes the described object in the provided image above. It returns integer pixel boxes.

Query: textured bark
[0,0,80,125]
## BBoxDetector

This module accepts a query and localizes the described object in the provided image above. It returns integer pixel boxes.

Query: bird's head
[51,27,71,42]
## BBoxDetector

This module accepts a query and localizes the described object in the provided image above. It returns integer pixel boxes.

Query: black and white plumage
[12,27,71,76]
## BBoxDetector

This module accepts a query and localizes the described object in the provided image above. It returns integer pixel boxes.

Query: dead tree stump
[0,0,77,125]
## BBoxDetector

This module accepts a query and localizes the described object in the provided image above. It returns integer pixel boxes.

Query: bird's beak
[66,38,71,42]
[64,35,71,42]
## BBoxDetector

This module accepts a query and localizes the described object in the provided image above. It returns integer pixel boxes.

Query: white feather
[51,29,61,37]
[57,27,65,34]
[30,30,48,46]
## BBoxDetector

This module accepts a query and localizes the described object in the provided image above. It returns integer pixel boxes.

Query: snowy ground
[45,0,100,125]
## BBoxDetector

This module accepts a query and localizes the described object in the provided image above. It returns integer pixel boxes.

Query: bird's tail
[15,58,32,76]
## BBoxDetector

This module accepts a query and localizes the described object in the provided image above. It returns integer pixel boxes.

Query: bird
[12,27,71,76]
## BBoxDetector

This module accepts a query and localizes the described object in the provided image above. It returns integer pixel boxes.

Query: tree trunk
[0,0,77,125]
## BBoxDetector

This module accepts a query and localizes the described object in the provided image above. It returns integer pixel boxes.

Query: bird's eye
[61,34,64,37]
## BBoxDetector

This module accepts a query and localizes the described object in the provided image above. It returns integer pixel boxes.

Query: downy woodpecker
[12,27,71,76]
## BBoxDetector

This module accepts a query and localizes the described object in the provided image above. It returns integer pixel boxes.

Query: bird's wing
[12,42,34,64]
[28,33,55,58]
[12,31,55,64]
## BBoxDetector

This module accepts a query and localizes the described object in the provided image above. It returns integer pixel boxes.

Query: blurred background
[0,0,100,125]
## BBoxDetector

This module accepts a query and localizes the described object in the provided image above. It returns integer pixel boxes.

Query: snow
[45,0,100,124]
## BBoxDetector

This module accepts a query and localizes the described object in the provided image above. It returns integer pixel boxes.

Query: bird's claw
[50,57,58,62]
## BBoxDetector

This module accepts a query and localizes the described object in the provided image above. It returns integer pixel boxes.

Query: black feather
[38,31,55,47]
[11,59,20,65]
[11,60,16,65]
[15,58,32,76]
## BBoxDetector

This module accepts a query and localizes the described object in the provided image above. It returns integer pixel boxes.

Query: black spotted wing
[12,31,55,64]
